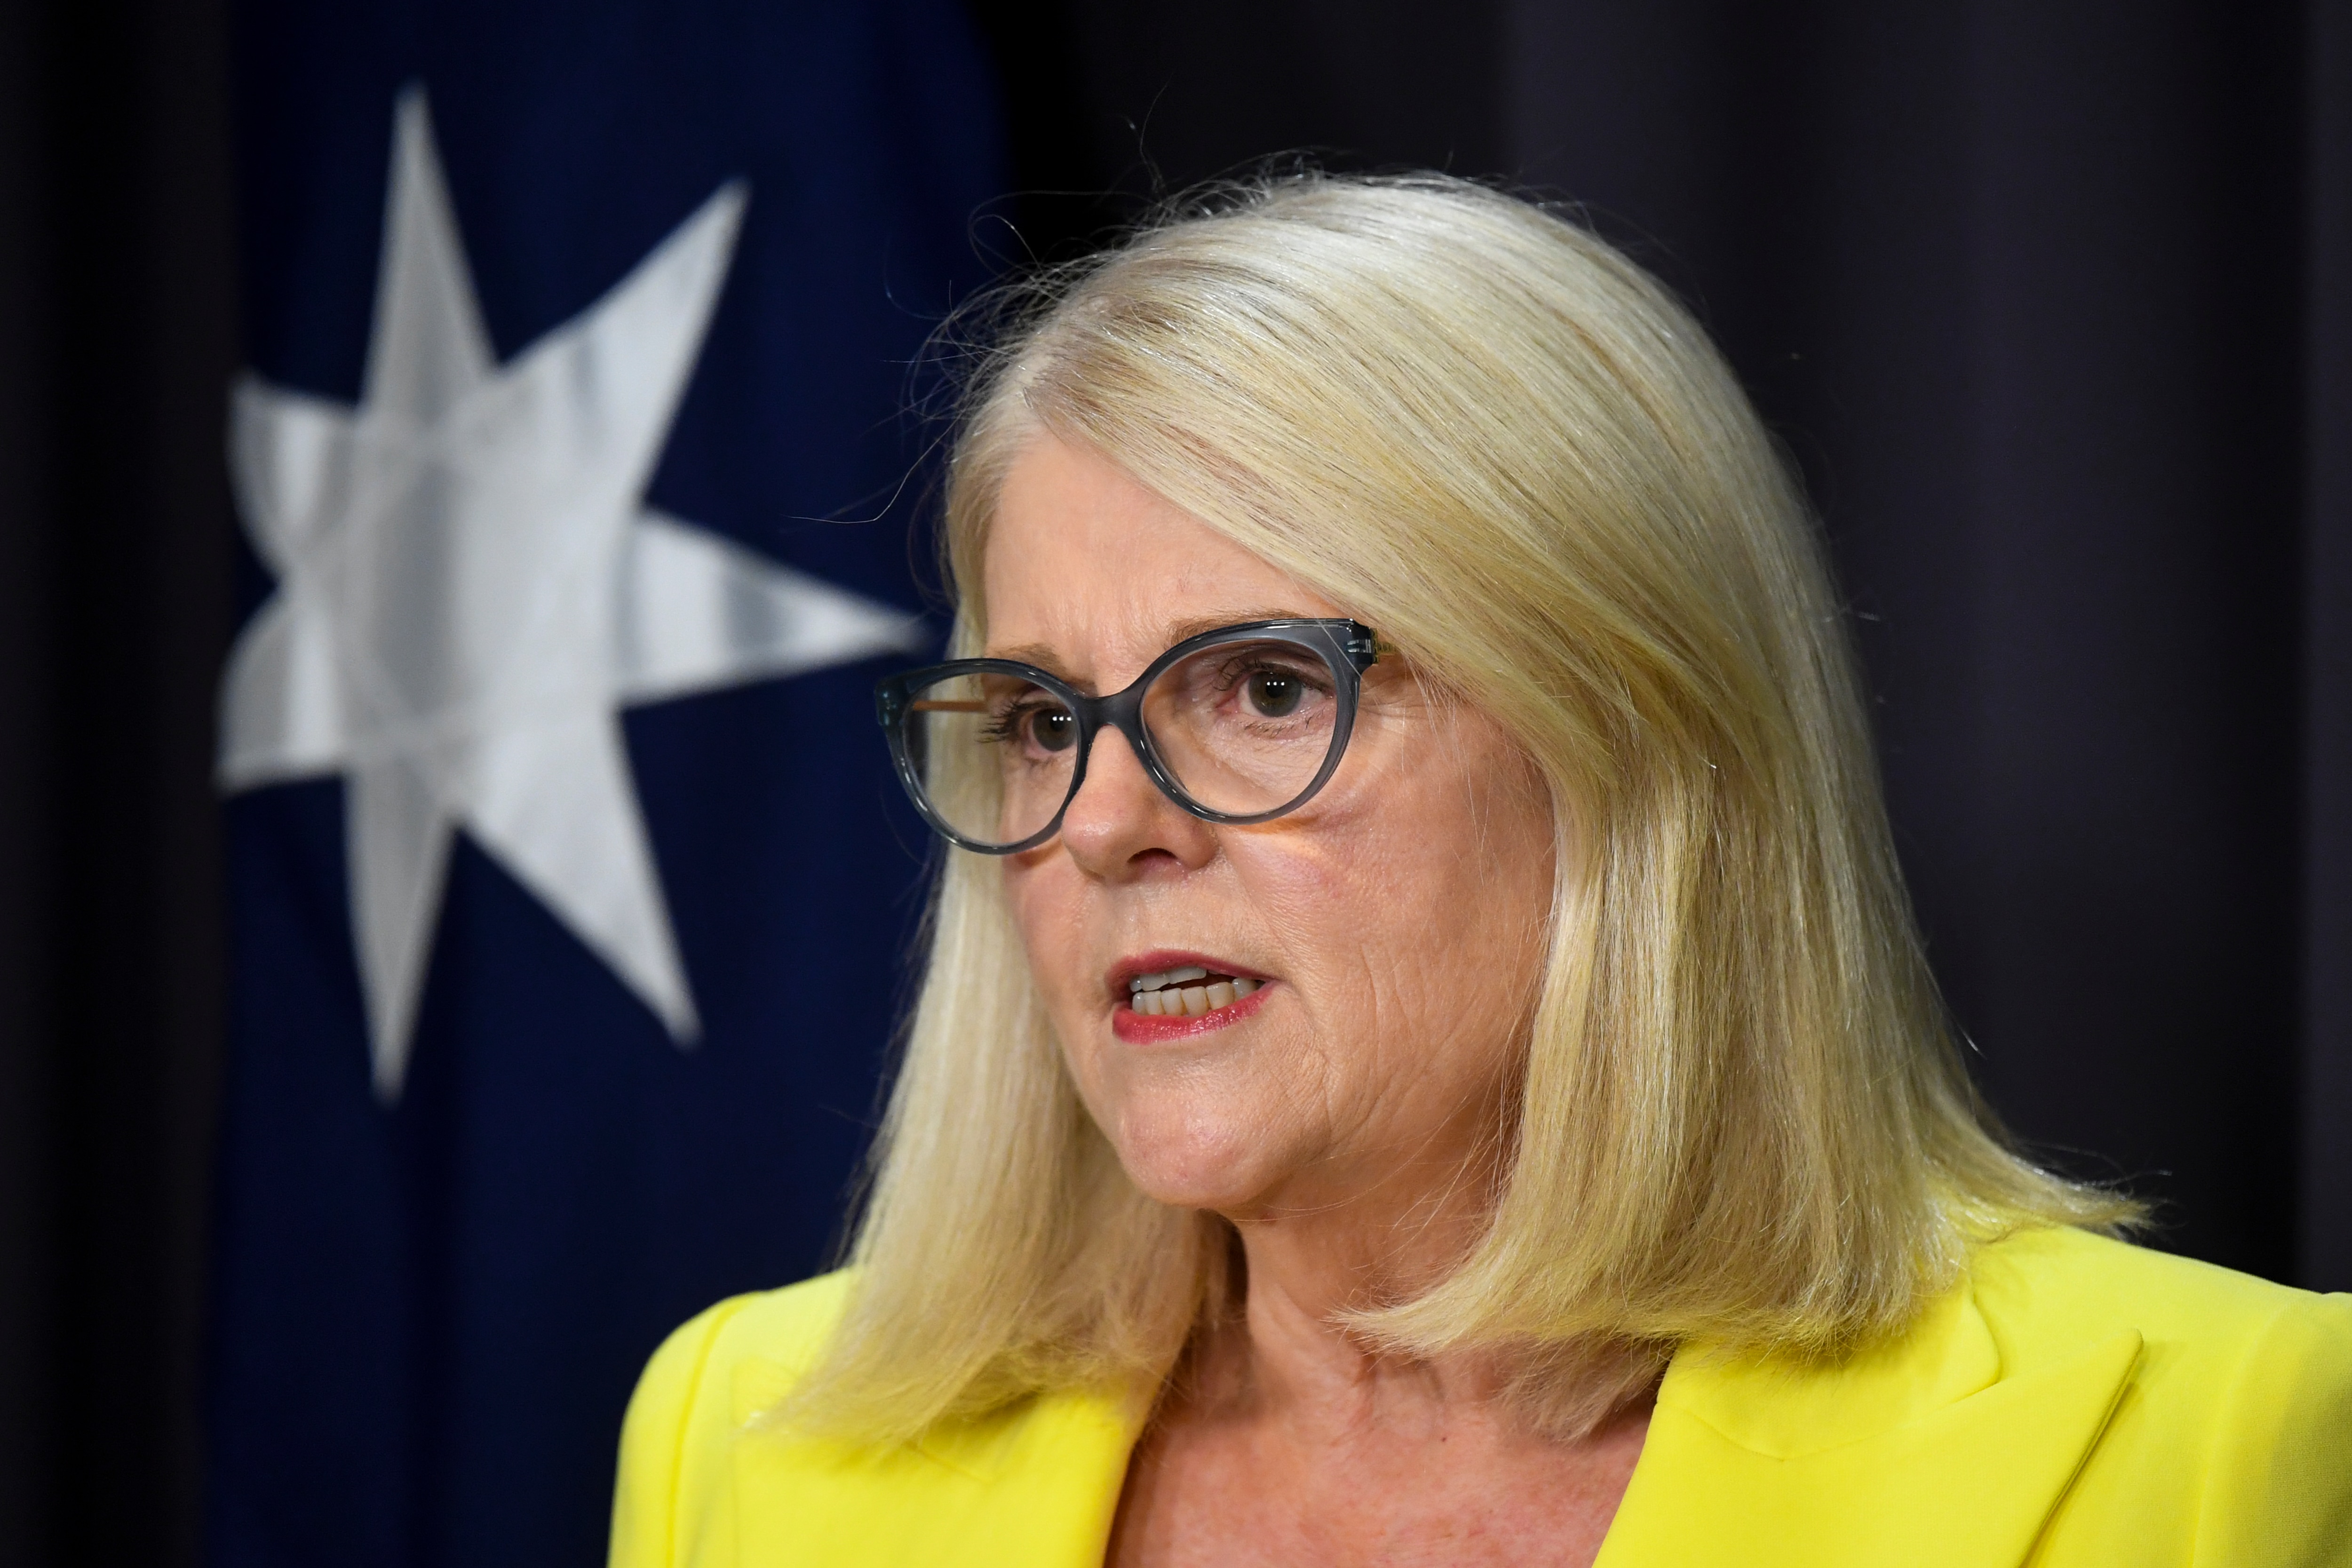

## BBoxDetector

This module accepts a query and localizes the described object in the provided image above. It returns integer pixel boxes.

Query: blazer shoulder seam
[663,1293,760,1567]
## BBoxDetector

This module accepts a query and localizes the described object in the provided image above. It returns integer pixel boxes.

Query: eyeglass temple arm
[875,688,993,725]
[1340,627,1397,668]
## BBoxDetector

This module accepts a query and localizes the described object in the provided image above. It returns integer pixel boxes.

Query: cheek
[1261,756,1553,1086]
[1006,863,1127,1128]
[1002,859,1089,1009]
[994,876,1091,1109]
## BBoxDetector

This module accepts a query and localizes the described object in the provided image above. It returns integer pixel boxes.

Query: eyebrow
[985,609,1331,689]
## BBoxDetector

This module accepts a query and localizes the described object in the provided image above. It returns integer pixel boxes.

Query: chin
[1104,1101,1292,1213]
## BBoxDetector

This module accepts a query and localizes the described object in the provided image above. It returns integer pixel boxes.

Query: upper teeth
[1127,966,1260,1017]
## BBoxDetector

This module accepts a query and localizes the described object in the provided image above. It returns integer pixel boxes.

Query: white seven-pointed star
[218,88,924,1099]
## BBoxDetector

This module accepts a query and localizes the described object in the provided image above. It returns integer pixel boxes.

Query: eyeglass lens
[899,637,1348,850]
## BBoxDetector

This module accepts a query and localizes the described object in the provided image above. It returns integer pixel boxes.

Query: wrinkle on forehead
[981,434,1347,687]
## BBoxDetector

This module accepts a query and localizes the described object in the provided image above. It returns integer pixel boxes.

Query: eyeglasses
[874,618,1385,854]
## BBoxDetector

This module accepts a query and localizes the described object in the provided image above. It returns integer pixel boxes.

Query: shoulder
[1965,1224,2352,1417]
[1966,1222,2342,1354]
[619,1268,858,1480]
[606,1271,1139,1568]
[1967,1226,2352,1565]
[1630,1227,2352,1568]
[608,1272,855,1568]
[640,1269,857,1401]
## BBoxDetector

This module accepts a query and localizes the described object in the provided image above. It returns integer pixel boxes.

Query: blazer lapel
[1598,1285,2141,1568]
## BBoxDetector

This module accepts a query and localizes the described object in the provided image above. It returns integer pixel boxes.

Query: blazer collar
[1598,1278,2141,1568]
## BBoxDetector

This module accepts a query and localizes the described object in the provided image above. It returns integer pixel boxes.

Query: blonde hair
[796,173,2132,1441]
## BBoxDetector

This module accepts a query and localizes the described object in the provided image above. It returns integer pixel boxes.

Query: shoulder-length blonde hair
[796,173,2130,1441]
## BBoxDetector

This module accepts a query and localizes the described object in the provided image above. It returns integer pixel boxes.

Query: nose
[1056,724,1217,878]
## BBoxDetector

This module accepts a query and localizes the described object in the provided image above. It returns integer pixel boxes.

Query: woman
[609,175,2352,1566]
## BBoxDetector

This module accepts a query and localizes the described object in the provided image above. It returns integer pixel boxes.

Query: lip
[1105,949,1270,995]
[1112,981,1272,1043]
[1107,948,1274,1045]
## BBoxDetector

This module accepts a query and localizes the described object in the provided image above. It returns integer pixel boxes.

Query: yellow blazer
[610,1226,2352,1566]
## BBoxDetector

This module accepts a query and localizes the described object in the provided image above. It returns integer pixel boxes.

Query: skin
[985,435,1654,1568]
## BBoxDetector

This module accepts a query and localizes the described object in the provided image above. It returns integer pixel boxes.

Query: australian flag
[207,5,1002,1564]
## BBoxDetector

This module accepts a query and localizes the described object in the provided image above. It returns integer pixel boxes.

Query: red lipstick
[1112,983,1271,1043]
[1108,949,1274,1043]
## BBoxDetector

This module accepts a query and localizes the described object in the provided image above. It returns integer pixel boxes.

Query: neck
[1183,1206,1661,1450]
[1184,1121,1666,1441]
[1200,1138,1518,1422]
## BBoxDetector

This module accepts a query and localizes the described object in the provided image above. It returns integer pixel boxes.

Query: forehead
[981,435,1345,684]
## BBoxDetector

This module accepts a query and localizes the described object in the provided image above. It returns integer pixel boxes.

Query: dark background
[2,0,2345,1564]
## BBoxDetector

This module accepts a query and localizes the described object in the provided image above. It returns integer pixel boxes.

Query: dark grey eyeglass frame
[874,617,1384,855]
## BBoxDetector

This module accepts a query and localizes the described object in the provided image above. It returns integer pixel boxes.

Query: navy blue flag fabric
[209,5,1003,1564]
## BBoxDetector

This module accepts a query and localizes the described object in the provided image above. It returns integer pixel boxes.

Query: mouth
[1109,952,1272,1042]
[1125,963,1262,1017]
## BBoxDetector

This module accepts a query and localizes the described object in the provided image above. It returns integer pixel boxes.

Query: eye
[1244,668,1303,717]
[1027,706,1079,752]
